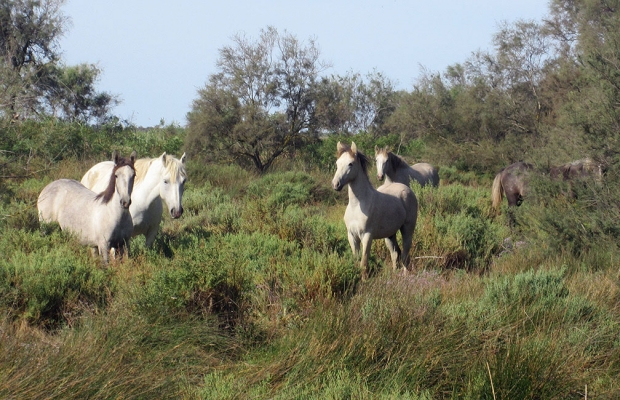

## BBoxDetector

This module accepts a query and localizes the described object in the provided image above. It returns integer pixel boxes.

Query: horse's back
[502,162,533,185]
[411,162,439,187]
[377,182,418,221]
[38,179,96,225]
[81,161,115,193]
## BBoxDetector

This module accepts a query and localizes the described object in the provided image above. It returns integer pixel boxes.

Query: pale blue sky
[59,1,550,127]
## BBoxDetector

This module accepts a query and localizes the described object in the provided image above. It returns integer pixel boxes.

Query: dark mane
[388,151,410,171]
[95,153,136,204]
[337,144,370,176]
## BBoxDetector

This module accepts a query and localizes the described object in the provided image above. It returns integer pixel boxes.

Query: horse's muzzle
[332,180,343,191]
[121,199,131,209]
[377,174,385,181]
[170,207,183,219]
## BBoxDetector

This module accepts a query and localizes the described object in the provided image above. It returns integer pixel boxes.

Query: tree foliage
[40,63,120,123]
[0,0,66,117]
[0,0,117,124]
[313,70,398,136]
[186,26,329,172]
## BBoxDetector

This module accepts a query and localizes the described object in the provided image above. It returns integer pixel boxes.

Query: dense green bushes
[0,229,112,328]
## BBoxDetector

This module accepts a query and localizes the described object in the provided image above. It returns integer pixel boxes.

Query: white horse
[375,146,439,187]
[332,142,418,278]
[37,151,137,264]
[81,152,187,247]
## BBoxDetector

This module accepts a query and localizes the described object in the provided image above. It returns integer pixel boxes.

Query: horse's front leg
[360,233,373,280]
[347,231,361,260]
[98,243,110,265]
[123,240,130,260]
[144,227,158,248]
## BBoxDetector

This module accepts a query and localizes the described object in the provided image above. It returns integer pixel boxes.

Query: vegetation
[0,0,118,123]
[1,0,620,398]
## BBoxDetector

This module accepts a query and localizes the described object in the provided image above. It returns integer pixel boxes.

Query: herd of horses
[333,143,603,278]
[35,141,601,278]
[37,151,187,263]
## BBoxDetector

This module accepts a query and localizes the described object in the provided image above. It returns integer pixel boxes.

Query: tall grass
[1,130,619,398]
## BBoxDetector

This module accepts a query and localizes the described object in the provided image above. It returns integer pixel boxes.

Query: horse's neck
[100,188,126,218]
[387,163,410,184]
[134,163,162,202]
[347,173,376,207]
[387,157,406,183]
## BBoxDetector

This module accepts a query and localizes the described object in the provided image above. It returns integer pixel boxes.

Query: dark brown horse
[550,158,603,181]
[493,158,604,211]
[491,162,534,211]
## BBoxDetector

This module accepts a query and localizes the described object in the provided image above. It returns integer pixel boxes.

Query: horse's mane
[134,158,154,183]
[337,144,370,176]
[134,154,187,184]
[388,151,410,171]
[95,154,135,204]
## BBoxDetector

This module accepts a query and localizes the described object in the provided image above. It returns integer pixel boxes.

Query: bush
[414,183,507,270]
[0,236,111,328]
[246,171,336,209]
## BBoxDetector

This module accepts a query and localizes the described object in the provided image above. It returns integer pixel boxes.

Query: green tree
[41,63,119,124]
[185,26,329,173]
[313,74,357,134]
[313,70,397,136]
[556,0,620,165]
[0,0,66,118]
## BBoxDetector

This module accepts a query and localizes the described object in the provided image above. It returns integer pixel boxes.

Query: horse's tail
[491,172,504,212]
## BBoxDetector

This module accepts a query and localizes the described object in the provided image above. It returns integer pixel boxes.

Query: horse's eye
[163,180,169,185]
[348,163,353,167]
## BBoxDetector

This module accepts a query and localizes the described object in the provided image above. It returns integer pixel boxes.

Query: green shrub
[414,183,507,269]
[270,205,348,253]
[130,124,185,157]
[0,241,111,328]
[247,171,336,209]
[483,268,569,310]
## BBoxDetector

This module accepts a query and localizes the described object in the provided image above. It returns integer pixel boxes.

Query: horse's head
[332,142,368,191]
[113,150,137,209]
[157,152,187,219]
[374,145,390,181]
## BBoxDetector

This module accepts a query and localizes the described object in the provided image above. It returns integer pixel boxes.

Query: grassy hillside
[1,139,619,399]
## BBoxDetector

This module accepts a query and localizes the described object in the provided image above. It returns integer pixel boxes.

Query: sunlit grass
[1,156,619,398]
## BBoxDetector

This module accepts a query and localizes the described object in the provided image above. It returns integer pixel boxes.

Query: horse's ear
[351,142,357,154]
[384,146,390,153]
[180,152,187,164]
[337,141,344,152]
[112,150,119,165]
[160,152,167,163]
[374,145,379,154]
[130,150,137,162]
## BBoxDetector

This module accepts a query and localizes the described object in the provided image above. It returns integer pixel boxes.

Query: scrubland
[1,130,619,399]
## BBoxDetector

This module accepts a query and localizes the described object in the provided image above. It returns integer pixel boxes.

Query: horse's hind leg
[384,234,401,271]
[400,225,415,270]
[506,191,520,207]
